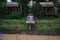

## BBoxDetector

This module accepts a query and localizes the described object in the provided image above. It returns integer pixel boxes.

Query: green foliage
[0,18,60,31]
[31,3,43,17]
[0,3,4,13]
[35,18,60,31]
[0,2,6,18]
[0,0,6,2]
[0,26,8,31]
[17,0,30,4]
[35,0,46,3]
[17,0,30,16]
[7,12,21,19]
[0,19,28,31]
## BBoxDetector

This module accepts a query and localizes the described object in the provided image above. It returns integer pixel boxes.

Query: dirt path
[2,34,60,40]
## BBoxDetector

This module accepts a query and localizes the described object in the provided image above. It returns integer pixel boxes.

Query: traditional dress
[26,15,35,24]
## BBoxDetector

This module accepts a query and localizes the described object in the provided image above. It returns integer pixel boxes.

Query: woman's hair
[28,10,33,16]
[28,13,33,16]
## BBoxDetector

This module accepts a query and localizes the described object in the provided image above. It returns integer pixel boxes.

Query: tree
[31,3,43,17]
[0,0,6,2]
[0,2,6,18]
[17,0,30,16]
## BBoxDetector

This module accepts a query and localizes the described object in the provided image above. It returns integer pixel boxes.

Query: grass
[35,18,60,30]
[0,18,60,31]
[0,19,28,30]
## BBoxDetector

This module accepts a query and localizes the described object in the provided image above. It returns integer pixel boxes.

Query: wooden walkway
[1,34,60,40]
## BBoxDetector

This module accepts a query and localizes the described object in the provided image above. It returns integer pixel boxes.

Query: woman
[26,11,35,24]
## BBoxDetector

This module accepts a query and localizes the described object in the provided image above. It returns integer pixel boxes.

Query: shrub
[7,12,22,19]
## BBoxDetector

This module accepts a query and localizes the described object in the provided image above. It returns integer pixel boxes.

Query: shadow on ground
[0,29,60,36]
